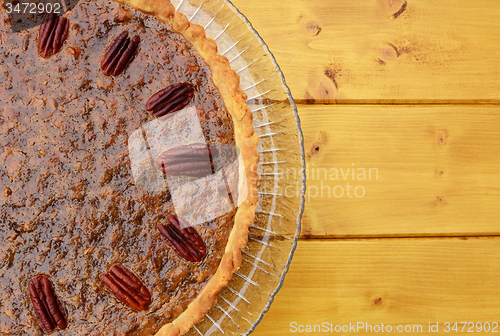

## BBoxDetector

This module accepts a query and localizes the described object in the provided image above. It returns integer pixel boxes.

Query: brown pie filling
[0,0,238,334]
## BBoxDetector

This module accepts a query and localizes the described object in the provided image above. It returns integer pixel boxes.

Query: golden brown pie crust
[111,0,259,334]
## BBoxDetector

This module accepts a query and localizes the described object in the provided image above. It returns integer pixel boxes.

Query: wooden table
[230,0,500,334]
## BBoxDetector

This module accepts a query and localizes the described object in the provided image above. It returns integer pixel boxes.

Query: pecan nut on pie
[0,0,259,334]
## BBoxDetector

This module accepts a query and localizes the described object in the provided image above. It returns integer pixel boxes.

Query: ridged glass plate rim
[173,0,306,334]
[224,1,305,334]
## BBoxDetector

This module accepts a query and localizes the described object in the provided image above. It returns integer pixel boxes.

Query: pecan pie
[0,0,259,334]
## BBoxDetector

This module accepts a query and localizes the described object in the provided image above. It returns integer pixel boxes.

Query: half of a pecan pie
[0,0,258,335]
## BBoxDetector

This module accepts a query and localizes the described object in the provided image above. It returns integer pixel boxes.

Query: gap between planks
[298,234,500,241]
[249,99,500,106]
[295,100,500,105]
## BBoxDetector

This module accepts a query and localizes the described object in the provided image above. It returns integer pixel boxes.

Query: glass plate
[170,0,306,335]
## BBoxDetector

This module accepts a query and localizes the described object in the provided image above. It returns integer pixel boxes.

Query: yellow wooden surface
[231,0,500,103]
[299,105,500,237]
[252,239,500,335]
[230,0,500,335]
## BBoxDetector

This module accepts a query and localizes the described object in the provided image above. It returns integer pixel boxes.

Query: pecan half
[38,13,70,58]
[101,31,141,76]
[158,214,207,262]
[100,264,151,311]
[29,275,68,334]
[156,143,217,177]
[146,82,195,118]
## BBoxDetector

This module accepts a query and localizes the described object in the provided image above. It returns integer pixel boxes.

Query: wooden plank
[294,105,500,237]
[230,0,500,103]
[252,238,500,336]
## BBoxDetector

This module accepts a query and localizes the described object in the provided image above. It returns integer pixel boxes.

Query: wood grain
[252,238,500,336]
[230,0,500,103]
[225,1,500,335]
[297,105,500,237]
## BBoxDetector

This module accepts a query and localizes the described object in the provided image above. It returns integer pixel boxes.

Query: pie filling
[0,0,239,334]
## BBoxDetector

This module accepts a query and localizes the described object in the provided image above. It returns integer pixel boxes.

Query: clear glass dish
[171,0,306,335]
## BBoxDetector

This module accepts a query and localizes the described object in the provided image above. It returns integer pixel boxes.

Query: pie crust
[114,0,259,335]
